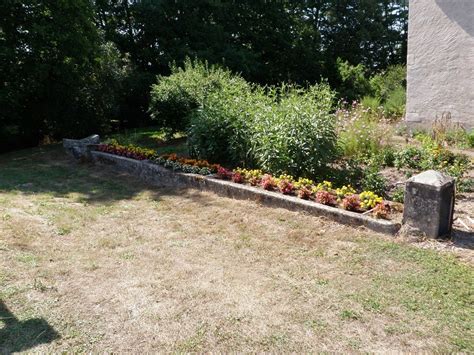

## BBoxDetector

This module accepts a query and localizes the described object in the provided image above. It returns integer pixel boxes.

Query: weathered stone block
[402,170,455,238]
[63,135,100,161]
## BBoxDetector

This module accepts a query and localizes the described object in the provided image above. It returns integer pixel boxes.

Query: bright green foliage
[370,65,406,102]
[360,96,381,111]
[391,187,405,203]
[187,75,266,165]
[363,65,407,118]
[393,136,472,192]
[175,61,339,177]
[362,169,387,197]
[149,59,247,136]
[251,84,338,178]
[383,86,406,117]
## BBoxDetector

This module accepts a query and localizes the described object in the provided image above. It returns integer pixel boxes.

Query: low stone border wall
[91,151,401,235]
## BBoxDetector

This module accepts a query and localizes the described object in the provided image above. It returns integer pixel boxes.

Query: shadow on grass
[0,301,59,353]
[0,144,209,206]
[451,229,474,250]
[0,144,163,204]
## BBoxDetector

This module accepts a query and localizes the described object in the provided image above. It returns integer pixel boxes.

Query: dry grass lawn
[0,146,473,352]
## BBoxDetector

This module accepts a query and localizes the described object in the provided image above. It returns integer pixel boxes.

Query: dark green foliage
[394,146,425,170]
[1,0,128,150]
[370,65,407,102]
[336,58,371,101]
[380,146,396,167]
[329,159,364,188]
[95,1,407,87]
[458,178,474,193]
[2,0,408,151]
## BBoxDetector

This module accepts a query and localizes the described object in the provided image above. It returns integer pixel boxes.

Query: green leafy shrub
[149,58,247,135]
[361,168,387,197]
[393,136,472,189]
[336,58,371,100]
[187,80,267,165]
[370,65,406,101]
[251,84,338,178]
[394,146,425,170]
[468,131,474,148]
[360,96,381,111]
[458,178,474,193]
[188,77,338,177]
[391,187,405,203]
[383,86,406,117]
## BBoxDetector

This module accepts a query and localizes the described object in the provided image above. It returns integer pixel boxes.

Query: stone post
[63,134,100,161]
[402,170,455,238]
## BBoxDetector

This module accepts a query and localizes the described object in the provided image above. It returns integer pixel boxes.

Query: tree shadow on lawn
[0,144,210,206]
[0,301,59,353]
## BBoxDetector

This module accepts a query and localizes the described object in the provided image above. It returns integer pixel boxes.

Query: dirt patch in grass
[0,146,473,352]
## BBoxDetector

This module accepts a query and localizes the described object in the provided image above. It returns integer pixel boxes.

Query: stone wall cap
[408,170,454,187]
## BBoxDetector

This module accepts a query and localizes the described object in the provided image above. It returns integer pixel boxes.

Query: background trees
[1,0,408,152]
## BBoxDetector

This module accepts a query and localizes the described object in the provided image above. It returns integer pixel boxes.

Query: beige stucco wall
[406,0,474,128]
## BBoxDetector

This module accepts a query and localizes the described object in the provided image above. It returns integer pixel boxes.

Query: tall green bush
[149,58,241,135]
[251,84,338,178]
[187,78,265,165]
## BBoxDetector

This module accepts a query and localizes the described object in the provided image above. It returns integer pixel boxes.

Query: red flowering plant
[341,194,361,212]
[372,201,391,219]
[261,174,277,190]
[155,154,221,173]
[315,190,337,206]
[97,142,155,160]
[231,172,244,183]
[278,179,294,195]
[297,187,312,200]
[217,166,233,180]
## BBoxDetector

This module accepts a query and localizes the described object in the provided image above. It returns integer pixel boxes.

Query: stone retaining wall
[91,151,402,235]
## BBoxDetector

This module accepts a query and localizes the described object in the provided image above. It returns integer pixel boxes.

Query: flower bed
[215,167,398,220]
[95,143,401,221]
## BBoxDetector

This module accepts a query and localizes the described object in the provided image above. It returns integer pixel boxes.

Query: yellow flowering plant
[311,180,333,194]
[293,177,314,190]
[359,191,383,210]
[335,185,356,200]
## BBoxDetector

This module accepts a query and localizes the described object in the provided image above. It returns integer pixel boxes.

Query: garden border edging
[90,150,401,235]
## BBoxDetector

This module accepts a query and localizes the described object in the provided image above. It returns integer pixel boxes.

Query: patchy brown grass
[0,146,473,352]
